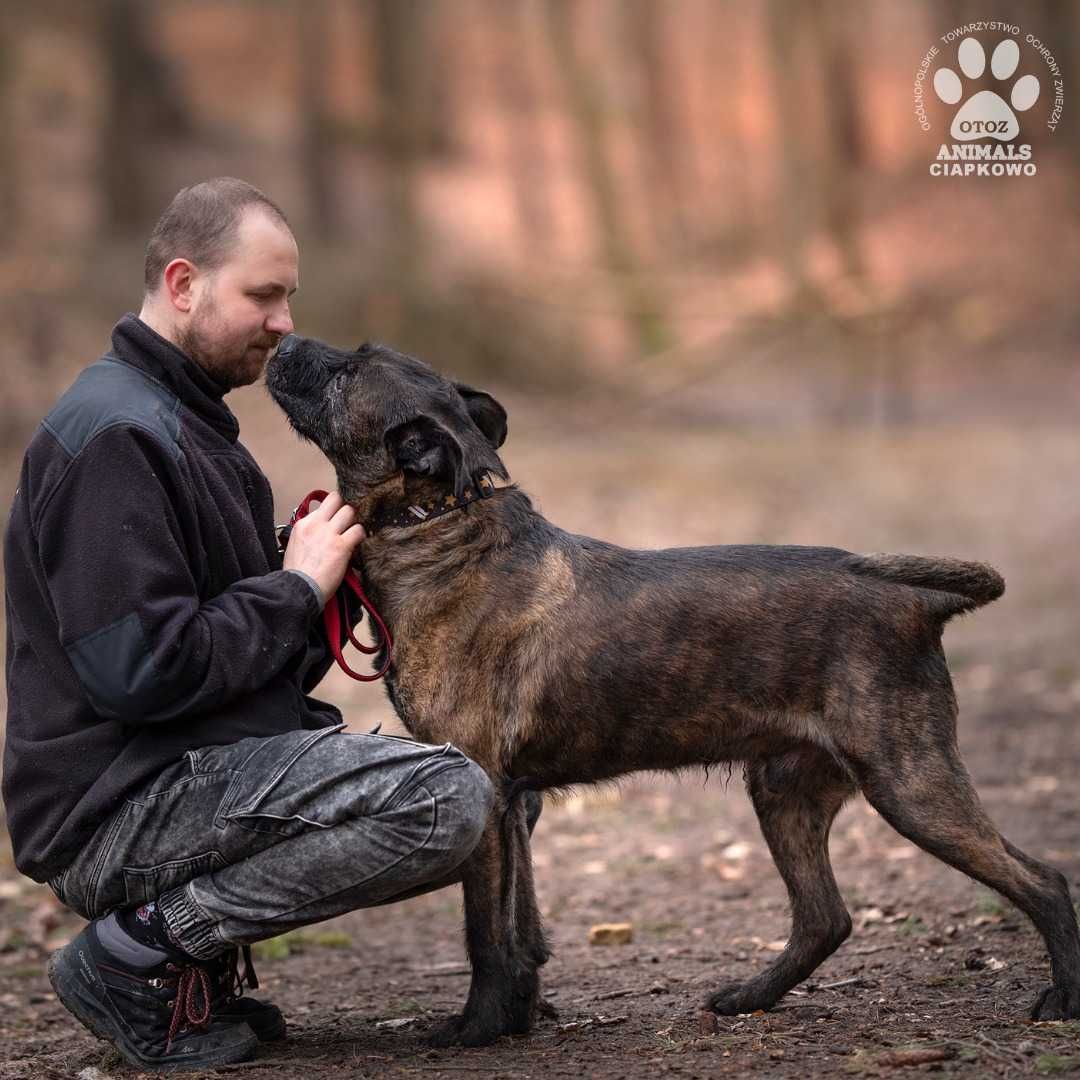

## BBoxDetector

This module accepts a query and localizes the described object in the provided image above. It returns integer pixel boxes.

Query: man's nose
[266,305,294,337]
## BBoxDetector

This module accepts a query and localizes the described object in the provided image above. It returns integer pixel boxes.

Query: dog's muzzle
[276,334,299,359]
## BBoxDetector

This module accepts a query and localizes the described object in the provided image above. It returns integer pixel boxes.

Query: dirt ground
[2,410,1080,1079]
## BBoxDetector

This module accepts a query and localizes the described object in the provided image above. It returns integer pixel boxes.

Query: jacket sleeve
[35,425,323,724]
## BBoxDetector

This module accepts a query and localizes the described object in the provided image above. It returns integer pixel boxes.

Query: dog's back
[392,493,997,787]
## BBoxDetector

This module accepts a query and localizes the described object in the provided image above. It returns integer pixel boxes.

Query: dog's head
[266,336,508,504]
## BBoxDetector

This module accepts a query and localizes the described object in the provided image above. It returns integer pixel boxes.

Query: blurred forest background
[3,5,1080,1073]
[2,0,1080,800]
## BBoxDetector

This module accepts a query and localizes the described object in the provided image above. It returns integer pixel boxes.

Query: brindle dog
[266,336,1080,1046]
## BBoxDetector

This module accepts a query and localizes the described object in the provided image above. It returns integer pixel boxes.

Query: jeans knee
[434,755,493,859]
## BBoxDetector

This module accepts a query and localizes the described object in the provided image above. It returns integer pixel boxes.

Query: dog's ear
[454,383,508,449]
[385,416,466,495]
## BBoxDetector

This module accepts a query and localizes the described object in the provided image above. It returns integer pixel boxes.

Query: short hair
[143,177,291,292]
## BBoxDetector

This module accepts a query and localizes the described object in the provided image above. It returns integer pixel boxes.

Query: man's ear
[454,383,508,449]
[385,416,465,494]
[161,257,197,313]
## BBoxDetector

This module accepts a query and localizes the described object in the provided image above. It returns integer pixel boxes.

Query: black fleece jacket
[3,315,350,882]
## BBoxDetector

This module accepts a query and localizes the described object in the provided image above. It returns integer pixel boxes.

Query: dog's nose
[276,334,299,358]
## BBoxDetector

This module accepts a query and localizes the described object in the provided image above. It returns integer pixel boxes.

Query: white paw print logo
[934,37,1040,141]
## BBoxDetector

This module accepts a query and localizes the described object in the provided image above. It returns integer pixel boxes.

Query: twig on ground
[974,1032,1027,1066]
[408,1066,516,1073]
[818,976,866,990]
[213,1055,329,1070]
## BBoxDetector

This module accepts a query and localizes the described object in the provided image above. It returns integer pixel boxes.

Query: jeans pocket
[214,725,344,829]
[122,850,227,908]
[71,801,136,919]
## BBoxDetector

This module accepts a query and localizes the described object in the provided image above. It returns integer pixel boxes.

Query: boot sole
[216,1003,287,1042]
[48,944,258,1072]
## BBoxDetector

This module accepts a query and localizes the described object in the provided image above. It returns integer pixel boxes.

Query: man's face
[177,208,299,390]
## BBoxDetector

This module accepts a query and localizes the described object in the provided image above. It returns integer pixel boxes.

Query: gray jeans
[48,726,501,959]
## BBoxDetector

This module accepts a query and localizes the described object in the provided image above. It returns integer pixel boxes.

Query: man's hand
[283,491,366,602]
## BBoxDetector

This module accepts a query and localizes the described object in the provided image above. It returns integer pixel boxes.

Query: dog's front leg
[429,801,543,1047]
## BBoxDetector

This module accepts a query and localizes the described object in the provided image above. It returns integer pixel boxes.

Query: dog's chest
[382,619,480,738]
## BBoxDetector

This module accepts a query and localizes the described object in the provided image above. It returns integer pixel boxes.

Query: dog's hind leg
[852,718,1080,1021]
[708,746,857,1016]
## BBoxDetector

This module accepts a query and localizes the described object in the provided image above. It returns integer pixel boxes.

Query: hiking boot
[48,912,258,1072]
[208,946,286,1041]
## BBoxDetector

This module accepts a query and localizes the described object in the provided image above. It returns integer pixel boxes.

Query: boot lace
[165,962,213,1048]
[220,945,261,1002]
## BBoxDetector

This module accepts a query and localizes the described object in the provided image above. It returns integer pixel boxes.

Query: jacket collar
[108,314,241,442]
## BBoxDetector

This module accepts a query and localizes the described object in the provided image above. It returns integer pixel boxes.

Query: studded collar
[366,471,509,533]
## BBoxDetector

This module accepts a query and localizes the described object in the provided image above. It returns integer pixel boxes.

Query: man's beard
[177,295,279,391]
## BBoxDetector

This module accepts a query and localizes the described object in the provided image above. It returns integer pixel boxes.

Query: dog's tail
[844,552,1005,621]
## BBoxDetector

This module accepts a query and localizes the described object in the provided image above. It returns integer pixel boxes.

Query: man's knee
[428,752,494,861]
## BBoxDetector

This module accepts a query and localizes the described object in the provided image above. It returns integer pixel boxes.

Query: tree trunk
[492,0,554,253]
[620,0,689,257]
[0,6,14,249]
[298,0,337,242]
[542,0,673,356]
[370,0,429,304]
[98,0,189,235]
[763,0,816,306]
[805,1,865,281]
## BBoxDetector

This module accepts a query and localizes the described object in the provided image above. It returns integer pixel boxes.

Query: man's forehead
[229,209,298,277]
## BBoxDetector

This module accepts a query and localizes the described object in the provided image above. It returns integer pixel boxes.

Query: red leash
[290,490,393,681]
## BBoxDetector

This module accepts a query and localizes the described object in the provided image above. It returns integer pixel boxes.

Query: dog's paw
[536,996,560,1022]
[705,981,776,1016]
[427,1011,513,1048]
[1031,984,1080,1021]
[427,1014,467,1048]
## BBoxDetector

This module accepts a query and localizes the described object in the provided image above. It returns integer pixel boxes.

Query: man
[2,178,496,1071]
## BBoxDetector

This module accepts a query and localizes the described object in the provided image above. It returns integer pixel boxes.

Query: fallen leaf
[589,923,633,946]
[29,898,61,949]
[858,907,886,927]
[749,935,787,952]
[1026,776,1059,793]
[877,1047,954,1067]
[77,1068,117,1080]
[884,845,917,861]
